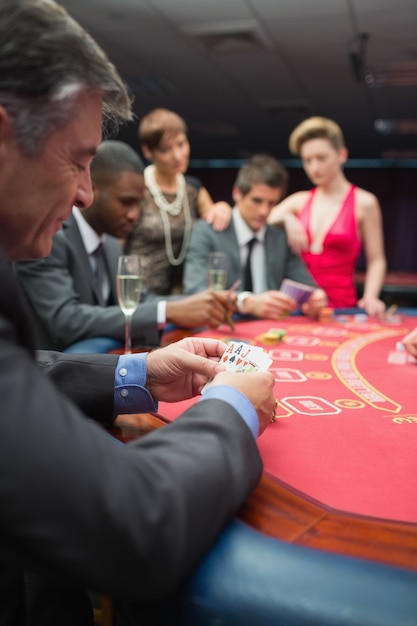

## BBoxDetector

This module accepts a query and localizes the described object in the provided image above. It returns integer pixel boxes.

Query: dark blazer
[184,217,317,295]
[15,214,164,349]
[0,247,262,623]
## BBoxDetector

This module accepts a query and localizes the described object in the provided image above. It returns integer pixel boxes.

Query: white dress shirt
[232,207,267,294]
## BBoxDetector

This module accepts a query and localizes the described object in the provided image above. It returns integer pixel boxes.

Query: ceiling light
[181,19,272,53]
[366,63,417,87]
[374,119,417,135]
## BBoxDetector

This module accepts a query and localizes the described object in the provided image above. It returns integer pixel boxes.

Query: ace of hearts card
[220,341,272,373]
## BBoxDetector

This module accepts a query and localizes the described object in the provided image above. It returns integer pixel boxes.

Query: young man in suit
[15,140,236,352]
[0,2,275,624]
[184,154,327,319]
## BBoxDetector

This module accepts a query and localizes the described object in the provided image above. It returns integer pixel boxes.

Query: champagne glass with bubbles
[208,252,227,291]
[117,255,142,354]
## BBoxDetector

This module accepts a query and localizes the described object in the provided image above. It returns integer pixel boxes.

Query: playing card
[220,341,272,372]
[280,278,314,306]
[201,341,272,393]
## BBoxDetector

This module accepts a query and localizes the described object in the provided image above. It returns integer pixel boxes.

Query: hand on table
[207,370,276,436]
[146,337,228,401]
[357,295,386,318]
[402,327,417,358]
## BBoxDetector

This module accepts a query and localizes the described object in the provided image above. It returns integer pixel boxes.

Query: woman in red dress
[268,116,386,316]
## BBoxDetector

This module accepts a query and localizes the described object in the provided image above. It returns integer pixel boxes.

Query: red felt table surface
[159,315,417,523]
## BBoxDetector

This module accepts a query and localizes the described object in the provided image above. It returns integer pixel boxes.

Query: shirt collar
[232,207,266,246]
[72,206,106,255]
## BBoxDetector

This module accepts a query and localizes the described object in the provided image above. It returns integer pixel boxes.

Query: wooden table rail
[111,412,417,573]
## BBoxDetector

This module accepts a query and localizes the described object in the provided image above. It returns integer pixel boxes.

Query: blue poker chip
[222,337,251,345]
[354,313,368,322]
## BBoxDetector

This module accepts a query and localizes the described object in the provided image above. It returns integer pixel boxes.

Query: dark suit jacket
[15,214,164,349]
[184,218,317,295]
[0,247,262,624]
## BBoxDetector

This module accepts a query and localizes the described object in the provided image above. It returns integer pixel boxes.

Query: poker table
[113,312,417,574]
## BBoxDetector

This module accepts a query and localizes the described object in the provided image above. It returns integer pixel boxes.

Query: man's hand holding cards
[202,341,276,435]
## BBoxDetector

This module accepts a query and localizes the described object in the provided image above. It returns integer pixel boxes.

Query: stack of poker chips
[258,328,287,345]
[319,307,334,323]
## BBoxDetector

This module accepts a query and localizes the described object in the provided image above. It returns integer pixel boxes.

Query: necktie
[92,243,108,305]
[243,237,257,292]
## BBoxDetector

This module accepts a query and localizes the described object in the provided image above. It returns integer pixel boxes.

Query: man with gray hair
[0,1,275,624]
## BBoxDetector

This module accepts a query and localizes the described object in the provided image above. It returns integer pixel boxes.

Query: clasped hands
[146,337,275,435]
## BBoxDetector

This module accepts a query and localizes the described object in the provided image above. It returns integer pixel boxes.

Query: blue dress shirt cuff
[114,353,158,414]
[198,385,259,438]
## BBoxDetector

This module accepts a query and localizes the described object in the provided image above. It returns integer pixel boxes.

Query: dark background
[61,0,417,273]
[188,165,417,273]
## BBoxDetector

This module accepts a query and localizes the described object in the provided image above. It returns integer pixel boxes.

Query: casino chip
[257,328,287,345]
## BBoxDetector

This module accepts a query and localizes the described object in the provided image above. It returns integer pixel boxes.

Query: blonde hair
[289,116,345,155]
[138,108,188,150]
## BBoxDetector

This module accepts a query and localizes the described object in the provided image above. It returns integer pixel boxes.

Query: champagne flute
[208,252,227,291]
[116,255,142,354]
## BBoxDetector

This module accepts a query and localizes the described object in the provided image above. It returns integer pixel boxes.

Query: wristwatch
[237,291,252,313]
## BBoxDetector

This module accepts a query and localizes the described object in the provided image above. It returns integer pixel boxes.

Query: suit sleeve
[15,239,161,349]
[35,349,119,423]
[183,220,214,294]
[267,226,318,290]
[0,312,262,601]
[284,247,318,288]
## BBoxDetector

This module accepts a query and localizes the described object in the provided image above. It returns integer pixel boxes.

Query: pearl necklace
[144,164,192,266]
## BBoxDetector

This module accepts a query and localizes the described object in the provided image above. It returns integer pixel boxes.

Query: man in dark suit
[184,154,327,319]
[0,2,275,625]
[15,140,235,352]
